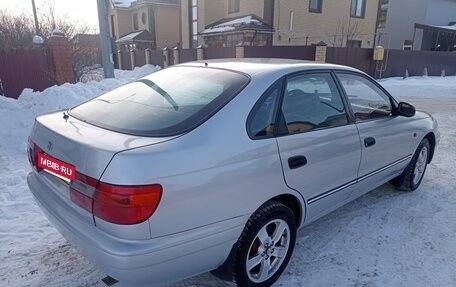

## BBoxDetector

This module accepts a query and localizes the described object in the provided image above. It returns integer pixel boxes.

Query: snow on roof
[201,26,236,34]
[116,30,144,43]
[218,15,261,27]
[200,15,267,35]
[32,35,44,45]
[416,23,456,32]
[436,24,456,31]
[111,0,179,8]
[112,0,136,8]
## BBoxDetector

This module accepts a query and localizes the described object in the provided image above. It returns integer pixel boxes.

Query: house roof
[115,30,153,44]
[415,23,456,33]
[71,34,99,47]
[111,0,179,9]
[200,14,274,35]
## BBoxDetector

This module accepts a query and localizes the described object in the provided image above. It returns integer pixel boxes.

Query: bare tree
[38,0,95,40]
[328,19,362,47]
[0,12,35,50]
[0,1,95,50]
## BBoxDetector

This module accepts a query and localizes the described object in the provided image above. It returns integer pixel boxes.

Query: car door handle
[364,137,376,147]
[288,155,307,169]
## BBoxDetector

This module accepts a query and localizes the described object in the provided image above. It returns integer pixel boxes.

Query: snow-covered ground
[0,70,455,287]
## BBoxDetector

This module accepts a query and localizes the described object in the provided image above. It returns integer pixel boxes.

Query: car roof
[178,58,362,77]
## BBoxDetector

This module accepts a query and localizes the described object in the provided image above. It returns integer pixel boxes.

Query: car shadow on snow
[168,182,413,287]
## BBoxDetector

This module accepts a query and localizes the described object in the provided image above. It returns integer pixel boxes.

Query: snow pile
[0,74,455,287]
[379,76,456,99]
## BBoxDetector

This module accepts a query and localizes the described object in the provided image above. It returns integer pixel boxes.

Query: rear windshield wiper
[136,79,178,111]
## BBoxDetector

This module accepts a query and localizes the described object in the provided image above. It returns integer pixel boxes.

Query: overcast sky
[0,0,99,30]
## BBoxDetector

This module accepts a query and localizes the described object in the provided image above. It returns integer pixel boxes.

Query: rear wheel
[391,138,430,191]
[233,201,296,287]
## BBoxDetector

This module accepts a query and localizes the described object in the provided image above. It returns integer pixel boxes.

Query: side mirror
[396,102,416,117]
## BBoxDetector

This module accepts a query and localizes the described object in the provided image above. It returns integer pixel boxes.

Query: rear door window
[69,66,249,137]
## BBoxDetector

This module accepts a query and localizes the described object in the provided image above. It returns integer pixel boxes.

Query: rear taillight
[28,137,43,172]
[93,183,162,225]
[70,171,162,225]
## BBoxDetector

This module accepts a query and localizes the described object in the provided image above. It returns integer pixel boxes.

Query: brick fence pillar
[236,45,245,58]
[117,50,123,69]
[197,46,204,60]
[315,45,327,63]
[130,49,136,70]
[163,47,169,68]
[47,30,74,84]
[145,48,151,65]
[173,46,180,65]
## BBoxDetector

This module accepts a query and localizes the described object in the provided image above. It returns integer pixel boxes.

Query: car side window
[248,80,281,138]
[281,73,348,134]
[337,73,392,122]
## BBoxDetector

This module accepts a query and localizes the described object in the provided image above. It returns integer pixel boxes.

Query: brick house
[180,0,379,48]
[108,0,180,50]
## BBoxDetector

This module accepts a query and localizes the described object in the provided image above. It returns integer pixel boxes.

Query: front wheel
[233,201,296,287]
[391,138,430,191]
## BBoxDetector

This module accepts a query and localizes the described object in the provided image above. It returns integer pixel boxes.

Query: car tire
[390,138,430,191]
[233,201,296,287]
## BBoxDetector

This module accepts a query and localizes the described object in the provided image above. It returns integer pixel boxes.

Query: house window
[347,40,362,48]
[190,0,198,48]
[350,0,366,18]
[377,0,388,28]
[403,40,413,50]
[110,15,116,38]
[227,33,243,47]
[133,13,139,30]
[229,0,240,14]
[289,11,294,31]
[309,0,322,13]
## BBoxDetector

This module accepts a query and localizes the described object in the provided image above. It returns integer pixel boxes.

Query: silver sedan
[27,59,439,287]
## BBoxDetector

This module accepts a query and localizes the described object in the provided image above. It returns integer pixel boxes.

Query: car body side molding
[307,154,412,204]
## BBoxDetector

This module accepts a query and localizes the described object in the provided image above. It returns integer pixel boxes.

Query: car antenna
[63,111,69,121]
[205,62,208,67]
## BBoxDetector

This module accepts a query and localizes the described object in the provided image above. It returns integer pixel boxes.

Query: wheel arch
[211,194,304,282]
[424,132,436,163]
[270,194,305,229]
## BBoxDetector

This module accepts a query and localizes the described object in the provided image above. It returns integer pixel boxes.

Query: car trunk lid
[30,111,176,180]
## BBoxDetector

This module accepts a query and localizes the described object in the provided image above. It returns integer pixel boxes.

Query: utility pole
[97,0,115,78]
[31,0,40,35]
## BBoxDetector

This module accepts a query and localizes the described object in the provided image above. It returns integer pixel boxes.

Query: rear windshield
[69,66,249,137]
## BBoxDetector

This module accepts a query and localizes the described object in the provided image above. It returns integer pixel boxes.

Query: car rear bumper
[27,172,246,286]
